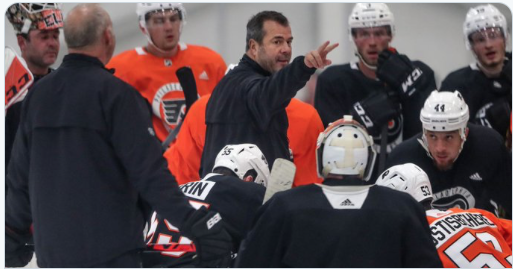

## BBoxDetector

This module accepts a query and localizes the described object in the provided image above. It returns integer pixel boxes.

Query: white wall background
[3,3,512,90]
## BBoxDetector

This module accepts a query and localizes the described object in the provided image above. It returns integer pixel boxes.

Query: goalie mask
[316,115,376,181]
[6,3,63,34]
[419,90,469,159]
[464,4,508,50]
[213,144,270,187]
[376,163,433,205]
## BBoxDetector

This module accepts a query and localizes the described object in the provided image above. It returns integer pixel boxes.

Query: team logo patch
[432,186,475,210]
[162,98,186,125]
[152,83,186,130]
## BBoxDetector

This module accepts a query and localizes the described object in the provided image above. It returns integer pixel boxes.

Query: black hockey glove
[376,47,424,100]
[6,225,34,267]
[351,90,401,136]
[181,207,232,268]
[501,52,512,82]
[475,99,511,137]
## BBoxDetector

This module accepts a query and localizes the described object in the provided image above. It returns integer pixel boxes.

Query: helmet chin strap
[418,128,468,163]
[356,51,377,71]
[140,19,184,56]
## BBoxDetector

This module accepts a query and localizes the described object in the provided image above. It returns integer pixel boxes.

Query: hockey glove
[351,90,401,136]
[475,99,511,137]
[502,52,512,82]
[376,47,423,100]
[181,207,232,268]
[6,225,34,267]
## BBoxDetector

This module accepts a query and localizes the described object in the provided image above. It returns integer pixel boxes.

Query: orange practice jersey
[426,208,512,268]
[164,95,324,187]
[107,43,226,141]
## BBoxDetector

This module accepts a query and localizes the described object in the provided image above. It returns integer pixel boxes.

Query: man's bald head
[64,4,112,49]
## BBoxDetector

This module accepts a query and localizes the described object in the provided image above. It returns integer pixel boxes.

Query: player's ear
[248,39,258,58]
[242,175,254,183]
[17,35,27,50]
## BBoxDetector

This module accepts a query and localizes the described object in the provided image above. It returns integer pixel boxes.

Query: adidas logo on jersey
[339,199,355,207]
[199,71,209,80]
[469,173,482,181]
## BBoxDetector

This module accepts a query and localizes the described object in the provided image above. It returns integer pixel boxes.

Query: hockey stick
[377,124,388,175]
[5,46,33,113]
[262,158,296,204]
[162,66,199,149]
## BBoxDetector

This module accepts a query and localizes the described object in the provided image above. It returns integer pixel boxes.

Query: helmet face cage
[376,163,433,204]
[316,116,376,181]
[213,144,270,187]
[463,4,508,50]
[7,3,63,34]
[348,3,395,42]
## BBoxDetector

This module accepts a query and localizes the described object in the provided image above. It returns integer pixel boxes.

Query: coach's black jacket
[5,54,195,267]
[201,54,315,176]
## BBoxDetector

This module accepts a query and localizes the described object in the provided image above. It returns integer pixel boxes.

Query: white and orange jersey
[107,43,226,141]
[427,208,512,268]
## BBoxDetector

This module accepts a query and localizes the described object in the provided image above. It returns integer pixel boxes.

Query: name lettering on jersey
[180,181,216,200]
[432,186,476,210]
[430,212,496,248]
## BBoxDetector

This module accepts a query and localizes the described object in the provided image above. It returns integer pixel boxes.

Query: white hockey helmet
[213,144,270,187]
[6,3,63,34]
[376,163,433,204]
[137,3,186,29]
[420,90,469,137]
[348,3,395,42]
[316,115,377,181]
[463,4,508,49]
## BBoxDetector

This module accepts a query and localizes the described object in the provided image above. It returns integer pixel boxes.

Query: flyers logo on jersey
[152,82,186,128]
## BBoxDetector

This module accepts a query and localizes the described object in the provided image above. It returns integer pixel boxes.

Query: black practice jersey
[236,183,442,268]
[143,174,265,267]
[441,63,511,138]
[201,54,315,177]
[386,124,512,218]
[315,61,436,182]
[5,54,194,267]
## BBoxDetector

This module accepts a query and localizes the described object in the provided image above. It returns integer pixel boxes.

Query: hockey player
[314,3,436,180]
[143,144,269,267]
[377,163,512,268]
[107,3,227,143]
[201,10,338,176]
[235,116,442,268]
[386,90,512,218]
[164,93,324,186]
[441,4,511,142]
[5,4,231,267]
[5,3,63,179]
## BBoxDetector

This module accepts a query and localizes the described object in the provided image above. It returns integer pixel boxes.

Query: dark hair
[350,25,392,38]
[212,167,257,182]
[212,167,238,178]
[245,10,289,51]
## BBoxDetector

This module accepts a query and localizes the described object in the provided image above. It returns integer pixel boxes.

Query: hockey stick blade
[5,46,33,112]
[162,66,199,149]
[262,158,296,204]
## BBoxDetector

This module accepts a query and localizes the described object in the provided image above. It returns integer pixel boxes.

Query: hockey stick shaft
[162,66,199,149]
[377,123,388,175]
[25,243,196,253]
